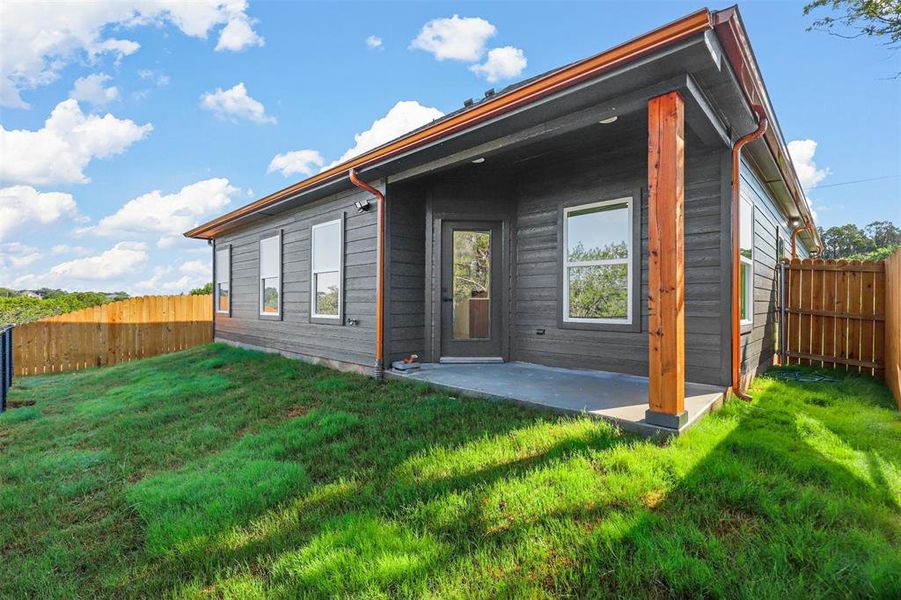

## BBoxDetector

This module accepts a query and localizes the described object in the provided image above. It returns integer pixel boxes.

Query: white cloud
[327,101,444,168]
[51,244,93,256]
[69,73,119,106]
[136,259,209,292]
[411,15,496,61]
[366,35,383,49]
[138,69,170,87]
[788,139,830,190]
[0,186,79,238]
[268,150,325,177]
[0,242,42,269]
[215,14,264,51]
[13,242,148,288]
[0,0,262,108]
[0,99,152,186]
[180,259,210,277]
[470,46,527,83]
[91,178,239,243]
[199,82,275,124]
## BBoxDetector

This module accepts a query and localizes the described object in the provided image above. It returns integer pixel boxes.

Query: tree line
[816,220,900,260]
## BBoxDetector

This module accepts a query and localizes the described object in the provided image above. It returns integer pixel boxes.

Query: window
[259,233,281,316]
[563,198,632,324]
[311,219,343,320]
[740,194,754,326]
[215,246,230,314]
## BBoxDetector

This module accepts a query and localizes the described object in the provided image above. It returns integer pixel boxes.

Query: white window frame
[259,232,282,317]
[562,197,633,325]
[739,195,754,327]
[310,218,343,321]
[215,245,230,315]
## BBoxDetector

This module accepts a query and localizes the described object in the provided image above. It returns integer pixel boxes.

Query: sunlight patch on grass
[271,514,444,597]
[216,479,360,553]
[128,410,359,556]
[394,418,617,485]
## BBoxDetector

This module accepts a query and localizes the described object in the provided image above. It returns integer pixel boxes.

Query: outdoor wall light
[471,157,486,164]
[599,115,618,124]
[354,199,371,212]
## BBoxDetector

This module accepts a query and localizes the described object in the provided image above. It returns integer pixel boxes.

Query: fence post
[780,260,786,366]
[1,325,13,413]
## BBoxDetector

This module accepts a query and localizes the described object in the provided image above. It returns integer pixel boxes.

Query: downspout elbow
[790,225,806,259]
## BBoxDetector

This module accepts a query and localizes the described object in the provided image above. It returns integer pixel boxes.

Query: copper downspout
[790,225,806,259]
[348,169,386,376]
[731,105,768,401]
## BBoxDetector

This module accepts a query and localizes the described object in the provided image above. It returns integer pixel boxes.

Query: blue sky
[1,1,898,294]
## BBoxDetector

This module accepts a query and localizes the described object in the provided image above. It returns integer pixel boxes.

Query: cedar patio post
[646,91,687,429]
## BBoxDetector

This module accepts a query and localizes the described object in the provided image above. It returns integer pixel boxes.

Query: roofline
[186,5,819,249]
[185,8,713,239]
[711,6,821,250]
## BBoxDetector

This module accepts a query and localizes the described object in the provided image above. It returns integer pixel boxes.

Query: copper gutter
[348,169,385,375]
[730,104,768,401]
[184,9,712,240]
[712,7,820,254]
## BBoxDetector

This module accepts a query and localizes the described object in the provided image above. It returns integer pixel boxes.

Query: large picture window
[563,198,632,324]
[215,246,230,314]
[740,195,754,326]
[259,233,281,317]
[311,218,343,320]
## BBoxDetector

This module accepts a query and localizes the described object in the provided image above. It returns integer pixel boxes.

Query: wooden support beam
[646,91,687,429]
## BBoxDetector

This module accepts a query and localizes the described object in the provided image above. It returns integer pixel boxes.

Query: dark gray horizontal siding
[738,162,796,380]
[214,184,381,373]
[512,143,729,385]
[385,184,427,364]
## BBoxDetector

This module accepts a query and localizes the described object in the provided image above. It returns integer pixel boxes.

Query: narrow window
[563,198,632,324]
[739,195,754,326]
[259,233,281,316]
[311,219,343,320]
[215,246,230,314]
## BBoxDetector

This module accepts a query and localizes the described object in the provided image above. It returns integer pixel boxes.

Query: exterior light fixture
[354,199,371,212]
[599,115,618,124]
[471,157,486,164]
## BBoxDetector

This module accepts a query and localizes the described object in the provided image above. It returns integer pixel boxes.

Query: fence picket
[847,260,863,373]
[788,259,801,365]
[822,259,837,369]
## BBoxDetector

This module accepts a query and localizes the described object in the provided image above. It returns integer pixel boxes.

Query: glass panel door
[440,221,503,359]
[452,230,491,340]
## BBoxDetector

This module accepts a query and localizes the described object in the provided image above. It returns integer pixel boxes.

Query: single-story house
[185,6,820,433]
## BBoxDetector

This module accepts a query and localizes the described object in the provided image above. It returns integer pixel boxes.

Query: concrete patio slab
[386,361,724,437]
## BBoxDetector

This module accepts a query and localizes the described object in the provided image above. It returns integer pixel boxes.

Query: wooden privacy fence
[782,254,901,408]
[12,295,212,376]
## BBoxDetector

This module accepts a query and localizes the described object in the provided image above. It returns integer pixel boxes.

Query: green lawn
[1,344,899,598]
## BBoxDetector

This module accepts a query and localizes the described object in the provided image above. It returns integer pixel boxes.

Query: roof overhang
[185,5,819,252]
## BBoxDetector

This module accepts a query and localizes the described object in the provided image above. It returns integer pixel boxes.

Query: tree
[804,1,901,75]
[863,220,901,247]
[804,0,901,44]
[190,282,213,295]
[818,220,900,258]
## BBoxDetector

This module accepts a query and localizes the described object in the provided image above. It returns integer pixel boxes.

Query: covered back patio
[387,362,724,437]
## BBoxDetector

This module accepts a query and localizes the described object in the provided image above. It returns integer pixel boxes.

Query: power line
[814,174,899,189]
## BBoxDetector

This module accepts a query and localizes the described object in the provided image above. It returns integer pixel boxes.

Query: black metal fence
[1,325,13,414]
